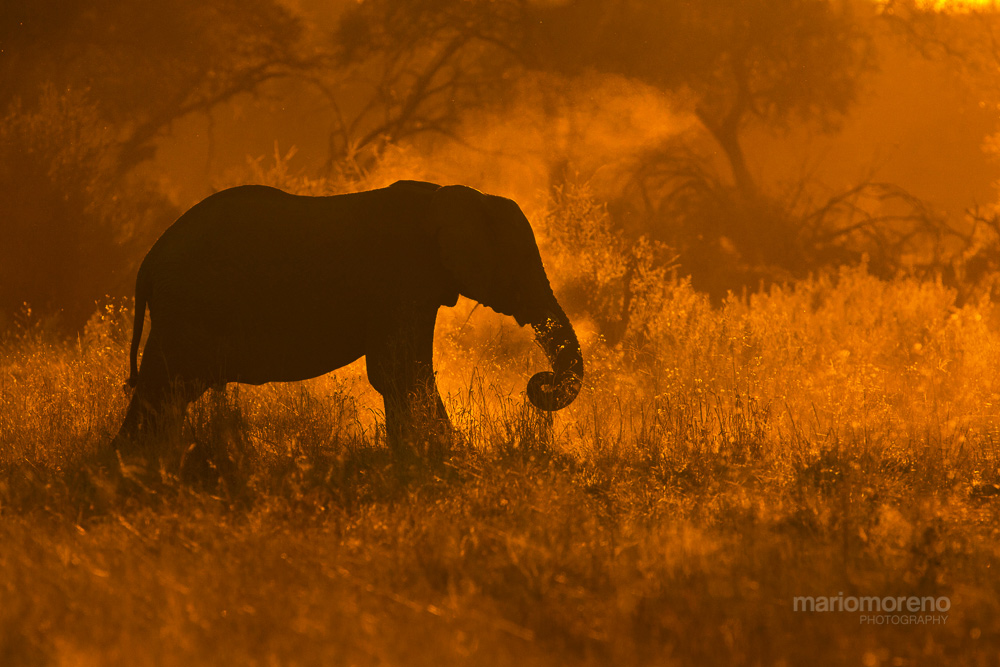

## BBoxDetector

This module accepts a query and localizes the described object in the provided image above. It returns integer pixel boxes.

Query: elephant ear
[427,185,500,306]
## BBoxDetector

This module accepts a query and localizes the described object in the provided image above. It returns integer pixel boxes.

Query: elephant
[115,180,584,445]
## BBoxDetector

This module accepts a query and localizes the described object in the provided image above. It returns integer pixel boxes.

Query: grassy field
[2,267,999,666]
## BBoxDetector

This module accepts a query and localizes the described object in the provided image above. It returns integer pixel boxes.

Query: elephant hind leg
[113,332,207,448]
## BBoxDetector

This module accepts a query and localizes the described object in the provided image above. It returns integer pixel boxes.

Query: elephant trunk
[527,303,583,411]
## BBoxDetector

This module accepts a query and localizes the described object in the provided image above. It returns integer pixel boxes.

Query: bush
[542,182,675,350]
[0,87,175,332]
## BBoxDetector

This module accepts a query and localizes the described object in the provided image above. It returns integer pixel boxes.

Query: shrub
[0,87,175,332]
[541,182,675,350]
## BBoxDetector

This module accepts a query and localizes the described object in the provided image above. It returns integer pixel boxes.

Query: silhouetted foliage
[0,88,175,331]
[320,0,524,168]
[522,1,981,298]
[2,0,314,172]
[618,145,950,297]
[950,206,1000,305]
[543,184,675,348]
[877,1,1000,298]
[1,0,314,330]
[527,0,875,197]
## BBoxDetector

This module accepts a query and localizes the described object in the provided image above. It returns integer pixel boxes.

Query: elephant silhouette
[115,180,583,444]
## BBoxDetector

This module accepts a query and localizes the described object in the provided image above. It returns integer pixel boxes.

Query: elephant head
[426,185,583,411]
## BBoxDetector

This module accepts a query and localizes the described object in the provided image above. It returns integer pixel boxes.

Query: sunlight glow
[919,0,998,10]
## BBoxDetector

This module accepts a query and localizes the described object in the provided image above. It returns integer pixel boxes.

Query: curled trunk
[527,305,583,411]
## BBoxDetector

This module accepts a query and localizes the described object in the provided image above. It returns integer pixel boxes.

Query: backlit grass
[1,268,999,666]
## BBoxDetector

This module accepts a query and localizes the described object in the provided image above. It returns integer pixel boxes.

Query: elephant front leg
[365,311,452,447]
[367,353,452,447]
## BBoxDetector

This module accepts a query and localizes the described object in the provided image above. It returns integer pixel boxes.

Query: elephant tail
[126,264,150,389]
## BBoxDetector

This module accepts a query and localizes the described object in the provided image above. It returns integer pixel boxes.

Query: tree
[0,88,171,330]
[517,1,923,297]
[880,2,1000,301]
[317,0,525,169]
[526,0,874,198]
[2,0,315,173]
[0,0,317,330]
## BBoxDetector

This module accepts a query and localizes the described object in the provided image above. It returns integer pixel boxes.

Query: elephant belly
[151,285,370,385]
[221,327,365,384]
[217,310,369,384]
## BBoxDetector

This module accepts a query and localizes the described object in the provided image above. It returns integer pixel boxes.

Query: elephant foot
[385,412,455,458]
